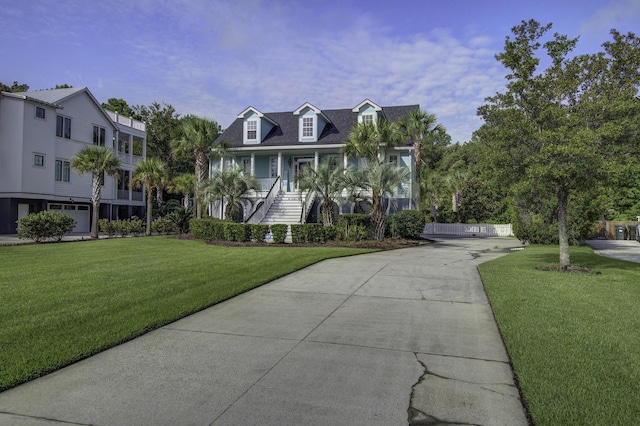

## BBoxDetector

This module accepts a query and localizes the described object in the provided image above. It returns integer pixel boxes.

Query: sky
[1,0,639,144]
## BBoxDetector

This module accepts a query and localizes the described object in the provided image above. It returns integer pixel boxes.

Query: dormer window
[247,120,257,140]
[353,99,382,125]
[362,114,374,125]
[302,117,313,137]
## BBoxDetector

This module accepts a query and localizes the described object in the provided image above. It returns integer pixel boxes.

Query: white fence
[422,223,513,238]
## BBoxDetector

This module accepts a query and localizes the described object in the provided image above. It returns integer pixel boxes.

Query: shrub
[306,224,324,242]
[346,225,369,242]
[270,224,288,244]
[290,224,306,243]
[190,218,226,240]
[112,220,130,237]
[128,219,144,236]
[165,208,192,234]
[224,223,250,242]
[17,211,76,243]
[98,219,116,237]
[338,214,371,240]
[152,217,178,234]
[323,225,338,241]
[389,210,425,239]
[250,224,269,242]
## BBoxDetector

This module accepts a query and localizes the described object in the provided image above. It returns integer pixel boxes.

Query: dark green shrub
[323,225,338,241]
[224,223,250,242]
[17,211,76,243]
[165,208,192,234]
[152,217,178,234]
[270,224,288,244]
[306,224,323,242]
[190,218,225,240]
[250,224,269,242]
[291,224,306,243]
[128,219,144,236]
[112,220,130,237]
[98,218,116,237]
[338,214,371,239]
[346,225,369,242]
[389,210,425,239]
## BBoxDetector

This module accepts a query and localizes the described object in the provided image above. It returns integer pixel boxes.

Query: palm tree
[131,158,168,235]
[425,172,446,222]
[297,158,346,226]
[200,166,259,222]
[71,146,121,239]
[167,173,195,210]
[172,116,221,219]
[344,117,403,164]
[398,109,445,209]
[344,161,410,241]
[446,170,468,223]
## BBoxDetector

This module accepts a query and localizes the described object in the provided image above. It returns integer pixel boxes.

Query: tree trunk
[146,190,153,236]
[321,201,334,226]
[371,191,385,241]
[183,193,190,210]
[91,174,101,239]
[557,188,570,269]
[414,140,421,209]
[194,151,208,219]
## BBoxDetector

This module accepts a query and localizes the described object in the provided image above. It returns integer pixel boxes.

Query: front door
[294,158,314,190]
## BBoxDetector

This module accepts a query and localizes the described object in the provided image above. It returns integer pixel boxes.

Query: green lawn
[479,245,640,425]
[0,236,373,392]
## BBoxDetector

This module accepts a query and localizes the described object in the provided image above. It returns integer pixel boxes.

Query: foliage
[343,161,410,241]
[269,224,288,244]
[290,224,325,243]
[172,116,223,218]
[475,20,640,267]
[131,158,168,236]
[189,218,226,240]
[16,211,75,243]
[250,224,269,242]
[344,118,404,164]
[200,166,259,222]
[323,225,339,241]
[164,208,192,234]
[479,246,640,425]
[98,219,116,237]
[71,146,121,239]
[338,214,371,238]
[223,223,251,242]
[389,210,425,239]
[101,98,135,117]
[0,81,29,92]
[0,237,373,392]
[167,173,195,210]
[345,225,370,242]
[296,157,346,226]
[152,217,178,234]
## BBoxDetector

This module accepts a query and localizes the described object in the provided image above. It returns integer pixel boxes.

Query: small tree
[297,158,346,226]
[71,146,121,239]
[200,167,260,222]
[131,158,168,235]
[167,173,195,210]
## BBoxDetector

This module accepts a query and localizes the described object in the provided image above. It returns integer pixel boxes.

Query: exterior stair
[260,191,303,243]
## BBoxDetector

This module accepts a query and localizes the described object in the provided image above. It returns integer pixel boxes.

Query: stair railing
[245,176,281,224]
[300,190,317,224]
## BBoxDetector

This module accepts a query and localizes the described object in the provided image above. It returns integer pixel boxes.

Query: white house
[210,99,417,224]
[0,87,147,234]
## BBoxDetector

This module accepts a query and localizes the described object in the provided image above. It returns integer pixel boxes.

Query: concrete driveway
[0,238,528,426]
[585,239,640,263]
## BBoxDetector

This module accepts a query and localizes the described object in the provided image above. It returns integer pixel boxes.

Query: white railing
[300,190,315,224]
[105,110,146,131]
[245,176,280,224]
[257,177,278,191]
[422,223,513,237]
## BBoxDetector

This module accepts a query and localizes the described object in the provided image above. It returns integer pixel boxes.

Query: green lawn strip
[479,245,640,425]
[0,236,374,392]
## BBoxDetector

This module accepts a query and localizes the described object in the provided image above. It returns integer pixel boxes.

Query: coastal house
[0,87,147,234]
[209,99,418,224]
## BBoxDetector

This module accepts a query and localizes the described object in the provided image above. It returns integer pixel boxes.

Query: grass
[479,245,640,425]
[0,236,374,392]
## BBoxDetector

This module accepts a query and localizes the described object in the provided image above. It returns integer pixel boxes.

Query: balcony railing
[117,189,129,200]
[105,110,146,131]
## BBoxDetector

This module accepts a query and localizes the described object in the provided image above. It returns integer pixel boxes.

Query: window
[388,154,398,166]
[93,126,106,146]
[247,120,257,140]
[36,106,45,119]
[56,115,71,139]
[302,117,313,137]
[362,114,374,125]
[34,154,44,167]
[270,157,278,178]
[55,160,70,182]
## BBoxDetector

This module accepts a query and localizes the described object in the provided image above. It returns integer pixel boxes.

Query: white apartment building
[0,87,146,234]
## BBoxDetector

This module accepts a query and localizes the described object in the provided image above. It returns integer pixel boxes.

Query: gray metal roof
[215,104,419,148]
[10,87,86,105]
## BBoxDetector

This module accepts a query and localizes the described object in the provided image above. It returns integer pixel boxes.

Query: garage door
[48,204,90,233]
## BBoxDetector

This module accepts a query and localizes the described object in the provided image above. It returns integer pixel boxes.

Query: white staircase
[261,191,302,224]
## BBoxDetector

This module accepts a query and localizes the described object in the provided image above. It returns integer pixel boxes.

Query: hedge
[389,210,425,239]
[17,211,76,243]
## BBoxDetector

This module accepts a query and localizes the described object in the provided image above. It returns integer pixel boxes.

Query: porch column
[277,152,283,190]
[314,151,319,170]
[220,156,224,171]
[343,153,348,172]
[251,153,255,176]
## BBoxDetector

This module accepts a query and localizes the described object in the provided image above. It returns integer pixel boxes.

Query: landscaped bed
[0,236,374,392]
[479,245,640,425]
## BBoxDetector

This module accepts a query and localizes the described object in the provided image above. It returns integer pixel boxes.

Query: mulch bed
[177,233,429,251]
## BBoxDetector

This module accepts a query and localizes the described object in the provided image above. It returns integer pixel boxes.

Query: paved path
[585,239,640,263]
[0,238,528,425]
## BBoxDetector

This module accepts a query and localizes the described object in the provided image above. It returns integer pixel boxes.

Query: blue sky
[2,0,639,143]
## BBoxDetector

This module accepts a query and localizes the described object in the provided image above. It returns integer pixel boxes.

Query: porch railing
[245,176,280,224]
[300,190,316,224]
[422,223,513,237]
